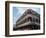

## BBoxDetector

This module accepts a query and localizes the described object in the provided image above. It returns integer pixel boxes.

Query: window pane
[28,17,32,21]
[36,19,38,23]
[39,19,40,23]
[33,18,35,22]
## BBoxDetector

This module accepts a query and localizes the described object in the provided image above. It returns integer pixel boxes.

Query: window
[36,19,38,23]
[28,11,32,14]
[39,19,40,23]
[26,9,32,14]
[28,17,32,21]
[33,18,35,22]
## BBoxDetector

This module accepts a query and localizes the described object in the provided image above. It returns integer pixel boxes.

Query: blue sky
[13,7,40,25]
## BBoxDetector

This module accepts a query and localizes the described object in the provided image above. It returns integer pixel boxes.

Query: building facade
[13,9,40,30]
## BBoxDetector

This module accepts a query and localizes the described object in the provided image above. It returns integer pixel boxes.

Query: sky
[13,7,40,26]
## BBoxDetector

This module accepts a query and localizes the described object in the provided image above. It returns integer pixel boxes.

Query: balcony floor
[13,24,40,31]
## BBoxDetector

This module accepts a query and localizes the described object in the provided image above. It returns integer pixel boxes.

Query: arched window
[28,17,32,22]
